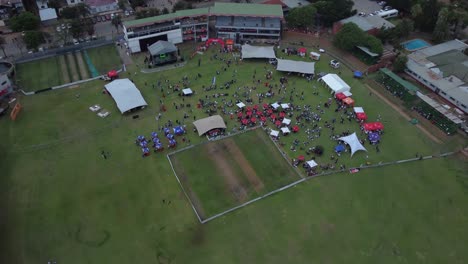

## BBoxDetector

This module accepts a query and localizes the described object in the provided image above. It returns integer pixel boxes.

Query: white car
[73,39,79,45]
[56,26,61,32]
[330,60,340,69]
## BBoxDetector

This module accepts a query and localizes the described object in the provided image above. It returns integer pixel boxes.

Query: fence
[14,39,115,64]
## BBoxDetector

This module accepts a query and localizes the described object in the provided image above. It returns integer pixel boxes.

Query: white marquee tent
[276,59,315,74]
[271,102,280,110]
[353,107,364,113]
[281,103,290,109]
[270,130,280,137]
[241,45,276,59]
[282,118,291,125]
[104,79,148,114]
[319,73,351,94]
[182,88,193,95]
[236,102,246,108]
[281,127,290,134]
[306,160,318,168]
[338,132,367,156]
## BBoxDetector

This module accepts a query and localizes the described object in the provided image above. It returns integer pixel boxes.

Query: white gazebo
[281,103,290,109]
[306,160,318,168]
[353,107,364,113]
[271,102,280,110]
[236,102,246,109]
[318,73,351,94]
[270,130,280,137]
[104,79,148,114]
[182,88,193,95]
[282,118,291,125]
[281,127,290,135]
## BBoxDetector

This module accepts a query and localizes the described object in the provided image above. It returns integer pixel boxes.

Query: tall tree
[112,15,122,29]
[9,12,40,32]
[285,5,317,29]
[313,0,355,26]
[394,18,414,38]
[393,54,408,73]
[0,36,7,57]
[23,31,44,50]
[432,7,450,43]
[413,0,443,32]
[333,23,365,51]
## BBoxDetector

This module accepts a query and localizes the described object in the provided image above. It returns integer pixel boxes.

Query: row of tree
[285,0,355,29]
[333,23,383,55]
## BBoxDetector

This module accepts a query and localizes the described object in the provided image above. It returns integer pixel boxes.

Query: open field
[2,42,468,263]
[170,129,299,219]
[16,45,121,91]
[85,44,122,75]
[16,56,62,91]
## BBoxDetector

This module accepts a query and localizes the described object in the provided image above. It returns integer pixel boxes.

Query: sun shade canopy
[193,115,227,136]
[319,73,351,94]
[276,59,315,74]
[338,132,367,156]
[241,45,276,59]
[104,79,148,114]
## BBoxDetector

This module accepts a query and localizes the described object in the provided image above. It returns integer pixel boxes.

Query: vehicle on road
[330,60,340,69]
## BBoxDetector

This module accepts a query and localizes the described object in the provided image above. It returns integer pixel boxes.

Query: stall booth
[309,51,320,61]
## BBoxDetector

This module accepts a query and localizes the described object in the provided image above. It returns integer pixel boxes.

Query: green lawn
[170,129,299,218]
[16,56,62,91]
[1,43,467,263]
[86,45,122,75]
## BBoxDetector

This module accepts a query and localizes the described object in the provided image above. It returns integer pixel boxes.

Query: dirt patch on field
[205,142,248,202]
[171,157,206,219]
[58,55,70,83]
[66,52,80,82]
[223,139,264,193]
[75,52,90,79]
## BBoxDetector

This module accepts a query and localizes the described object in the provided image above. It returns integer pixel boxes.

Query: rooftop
[339,15,394,32]
[211,2,283,18]
[39,8,57,21]
[124,7,209,28]
[427,50,468,83]
[84,0,116,7]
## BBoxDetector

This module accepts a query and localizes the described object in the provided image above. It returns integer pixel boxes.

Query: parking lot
[353,0,386,15]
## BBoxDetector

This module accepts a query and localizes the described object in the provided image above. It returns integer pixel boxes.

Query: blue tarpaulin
[173,126,185,135]
[354,71,363,78]
[335,144,345,153]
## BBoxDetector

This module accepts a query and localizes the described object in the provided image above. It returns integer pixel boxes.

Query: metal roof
[148,40,177,56]
[379,68,419,94]
[339,15,394,32]
[124,8,209,28]
[211,2,283,17]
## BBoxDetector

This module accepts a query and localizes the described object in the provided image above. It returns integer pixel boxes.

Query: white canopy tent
[270,130,280,137]
[276,59,315,74]
[338,133,367,156]
[281,127,290,134]
[241,45,276,59]
[104,79,148,114]
[343,91,352,97]
[236,102,246,108]
[319,74,351,94]
[353,107,364,113]
[193,115,227,136]
[271,102,280,110]
[282,118,291,125]
[182,88,193,95]
[281,103,290,109]
[306,160,318,168]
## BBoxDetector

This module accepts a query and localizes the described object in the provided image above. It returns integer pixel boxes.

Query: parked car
[384,6,392,11]
[56,26,61,32]
[91,17,97,24]
[73,39,79,45]
[96,16,102,22]
[378,1,386,6]
[330,60,340,69]
[358,12,366,17]
[269,58,278,65]
[104,15,110,21]
[124,10,130,17]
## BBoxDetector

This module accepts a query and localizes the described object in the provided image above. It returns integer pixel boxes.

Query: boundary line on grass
[170,149,457,224]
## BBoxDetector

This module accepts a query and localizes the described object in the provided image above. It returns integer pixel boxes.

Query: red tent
[279,112,286,118]
[246,106,252,112]
[237,112,243,118]
[363,122,384,131]
[297,155,305,161]
[253,105,259,110]
[251,117,257,123]
[356,112,367,121]
[260,116,267,122]
[263,103,269,109]
[241,119,249,125]
[298,47,307,53]
[246,111,253,117]
[108,70,118,78]
[342,97,355,106]
[292,125,300,132]
[270,114,277,120]
[335,93,347,100]
[275,120,282,127]
[267,109,273,115]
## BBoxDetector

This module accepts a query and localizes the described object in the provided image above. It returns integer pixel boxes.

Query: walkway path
[365,84,443,144]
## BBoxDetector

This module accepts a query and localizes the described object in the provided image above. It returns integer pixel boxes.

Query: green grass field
[85,44,122,75]
[2,41,468,263]
[170,129,299,219]
[16,45,121,92]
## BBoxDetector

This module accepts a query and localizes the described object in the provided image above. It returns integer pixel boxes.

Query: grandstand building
[122,2,283,53]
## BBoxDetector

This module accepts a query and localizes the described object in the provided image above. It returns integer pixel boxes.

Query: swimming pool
[401,39,431,51]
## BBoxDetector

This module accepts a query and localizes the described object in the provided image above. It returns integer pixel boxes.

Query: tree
[173,1,193,13]
[135,8,160,19]
[285,5,317,29]
[0,36,6,57]
[129,0,145,9]
[118,0,126,10]
[23,31,44,50]
[313,0,354,26]
[9,12,40,32]
[386,0,416,12]
[333,23,364,51]
[112,15,122,29]
[365,35,383,55]
[412,0,442,32]
[60,3,90,19]
[394,18,414,38]
[432,7,450,43]
[70,19,85,38]
[162,7,169,14]
[393,55,408,73]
